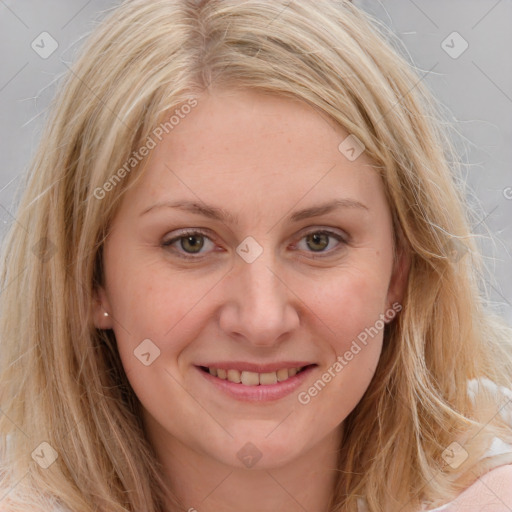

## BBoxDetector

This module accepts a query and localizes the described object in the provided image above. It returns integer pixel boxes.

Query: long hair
[1,1,512,510]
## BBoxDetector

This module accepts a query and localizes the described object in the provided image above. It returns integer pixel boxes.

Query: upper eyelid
[163,226,347,243]
[162,228,215,244]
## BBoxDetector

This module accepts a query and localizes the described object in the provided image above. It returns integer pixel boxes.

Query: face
[93,89,408,470]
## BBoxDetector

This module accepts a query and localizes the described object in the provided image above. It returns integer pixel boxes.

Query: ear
[385,243,410,317]
[92,285,114,330]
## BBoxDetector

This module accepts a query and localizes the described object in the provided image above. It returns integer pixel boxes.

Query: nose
[218,251,301,347]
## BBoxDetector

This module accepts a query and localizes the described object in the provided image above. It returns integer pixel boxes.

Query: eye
[161,228,347,260]
[161,229,216,259]
[293,229,347,258]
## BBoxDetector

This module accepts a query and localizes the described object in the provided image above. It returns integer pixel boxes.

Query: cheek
[307,259,391,348]
[295,257,390,414]
[297,272,387,426]
[106,255,223,364]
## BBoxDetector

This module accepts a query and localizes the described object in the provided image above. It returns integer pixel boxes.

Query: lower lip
[196,365,316,402]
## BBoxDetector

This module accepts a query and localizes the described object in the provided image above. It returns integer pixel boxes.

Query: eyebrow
[139,198,368,224]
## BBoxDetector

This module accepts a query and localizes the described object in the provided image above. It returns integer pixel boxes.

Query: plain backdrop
[0,0,511,325]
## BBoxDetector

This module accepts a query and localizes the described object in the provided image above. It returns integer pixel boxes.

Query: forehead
[118,89,384,219]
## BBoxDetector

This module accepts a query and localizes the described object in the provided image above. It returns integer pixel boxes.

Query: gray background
[1,0,511,324]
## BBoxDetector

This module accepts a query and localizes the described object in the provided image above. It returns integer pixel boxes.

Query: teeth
[227,369,241,383]
[241,371,260,386]
[259,372,278,385]
[207,366,304,385]
[276,368,289,382]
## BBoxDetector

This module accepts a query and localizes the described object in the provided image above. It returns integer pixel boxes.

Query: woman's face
[94,89,408,469]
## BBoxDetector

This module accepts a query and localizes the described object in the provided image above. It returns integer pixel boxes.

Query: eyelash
[161,228,348,261]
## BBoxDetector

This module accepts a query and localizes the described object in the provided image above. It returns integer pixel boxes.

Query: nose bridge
[246,256,283,313]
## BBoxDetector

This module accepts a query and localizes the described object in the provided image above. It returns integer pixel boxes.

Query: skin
[93,88,409,512]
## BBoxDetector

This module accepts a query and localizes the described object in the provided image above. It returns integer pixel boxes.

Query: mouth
[198,365,314,386]
[195,363,317,402]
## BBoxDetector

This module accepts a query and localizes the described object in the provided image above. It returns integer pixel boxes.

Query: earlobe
[92,286,113,330]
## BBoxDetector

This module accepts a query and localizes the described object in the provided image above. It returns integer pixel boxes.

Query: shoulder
[445,464,512,511]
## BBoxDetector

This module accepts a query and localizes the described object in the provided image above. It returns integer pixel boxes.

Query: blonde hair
[1,1,512,510]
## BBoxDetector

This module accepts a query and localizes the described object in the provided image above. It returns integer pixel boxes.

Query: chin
[209,424,313,470]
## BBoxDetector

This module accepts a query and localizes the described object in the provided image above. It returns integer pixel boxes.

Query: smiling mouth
[199,365,315,386]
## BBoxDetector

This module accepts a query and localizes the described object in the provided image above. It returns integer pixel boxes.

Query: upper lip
[196,361,316,373]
